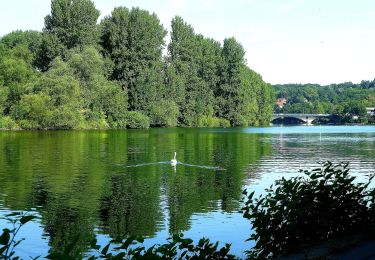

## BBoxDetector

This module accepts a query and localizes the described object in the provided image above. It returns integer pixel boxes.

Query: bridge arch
[271,114,331,125]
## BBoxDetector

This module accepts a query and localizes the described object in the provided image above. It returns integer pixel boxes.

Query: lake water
[1,125,375,258]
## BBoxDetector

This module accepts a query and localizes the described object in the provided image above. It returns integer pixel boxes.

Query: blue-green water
[1,125,375,258]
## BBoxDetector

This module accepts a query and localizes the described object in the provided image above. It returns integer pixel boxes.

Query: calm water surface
[1,125,375,258]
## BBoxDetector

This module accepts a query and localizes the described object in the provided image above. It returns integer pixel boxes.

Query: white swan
[171,152,177,166]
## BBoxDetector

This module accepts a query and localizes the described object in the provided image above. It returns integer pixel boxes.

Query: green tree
[149,100,179,127]
[0,84,8,114]
[65,46,127,127]
[101,7,167,116]
[0,30,42,68]
[37,0,100,70]
[45,0,99,48]
[16,58,83,129]
[344,101,367,115]
[0,34,39,116]
[17,93,54,129]
[258,82,274,125]
[273,82,375,121]
[217,37,245,125]
[167,17,220,126]
[167,16,197,125]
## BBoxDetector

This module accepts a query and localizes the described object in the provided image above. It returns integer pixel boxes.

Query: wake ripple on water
[125,161,225,170]
[125,161,170,167]
[177,162,225,170]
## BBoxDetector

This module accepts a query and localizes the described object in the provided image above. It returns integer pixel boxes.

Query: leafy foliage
[100,7,167,116]
[242,162,375,259]
[0,30,42,68]
[0,212,37,259]
[167,17,272,127]
[0,0,273,129]
[149,100,179,127]
[0,116,19,130]
[0,214,235,259]
[274,82,375,122]
[37,0,100,70]
[82,233,236,259]
[65,46,127,125]
[15,57,84,129]
[124,111,150,129]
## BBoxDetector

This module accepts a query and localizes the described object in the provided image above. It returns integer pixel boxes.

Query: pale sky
[1,0,375,85]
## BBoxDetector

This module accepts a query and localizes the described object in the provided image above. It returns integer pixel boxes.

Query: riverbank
[2,122,375,131]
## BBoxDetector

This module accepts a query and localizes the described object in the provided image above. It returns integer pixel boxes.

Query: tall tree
[217,37,246,125]
[44,0,99,48]
[100,7,167,116]
[167,17,220,126]
[167,16,195,125]
[37,0,100,71]
[217,38,273,126]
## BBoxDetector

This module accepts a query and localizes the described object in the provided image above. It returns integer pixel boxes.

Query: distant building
[276,98,287,108]
[366,107,375,115]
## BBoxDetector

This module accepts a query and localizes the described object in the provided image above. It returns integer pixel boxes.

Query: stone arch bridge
[272,113,331,124]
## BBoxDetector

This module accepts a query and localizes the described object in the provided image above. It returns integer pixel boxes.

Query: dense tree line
[0,0,273,130]
[274,81,375,116]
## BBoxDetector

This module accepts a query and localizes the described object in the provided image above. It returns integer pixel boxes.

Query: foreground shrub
[242,162,375,259]
[83,234,235,260]
[1,213,235,259]
[0,212,37,259]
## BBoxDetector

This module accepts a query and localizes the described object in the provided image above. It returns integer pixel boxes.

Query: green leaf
[20,215,37,225]
[120,236,136,249]
[101,243,110,255]
[13,239,24,248]
[5,212,21,217]
[136,236,144,243]
[112,252,126,259]
[0,246,8,255]
[0,229,10,245]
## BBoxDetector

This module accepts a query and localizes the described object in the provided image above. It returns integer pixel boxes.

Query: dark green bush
[124,111,150,129]
[149,100,179,127]
[242,162,375,259]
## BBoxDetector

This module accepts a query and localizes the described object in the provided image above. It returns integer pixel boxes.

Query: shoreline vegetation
[2,162,375,259]
[274,83,375,125]
[0,0,274,131]
[1,1,374,130]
